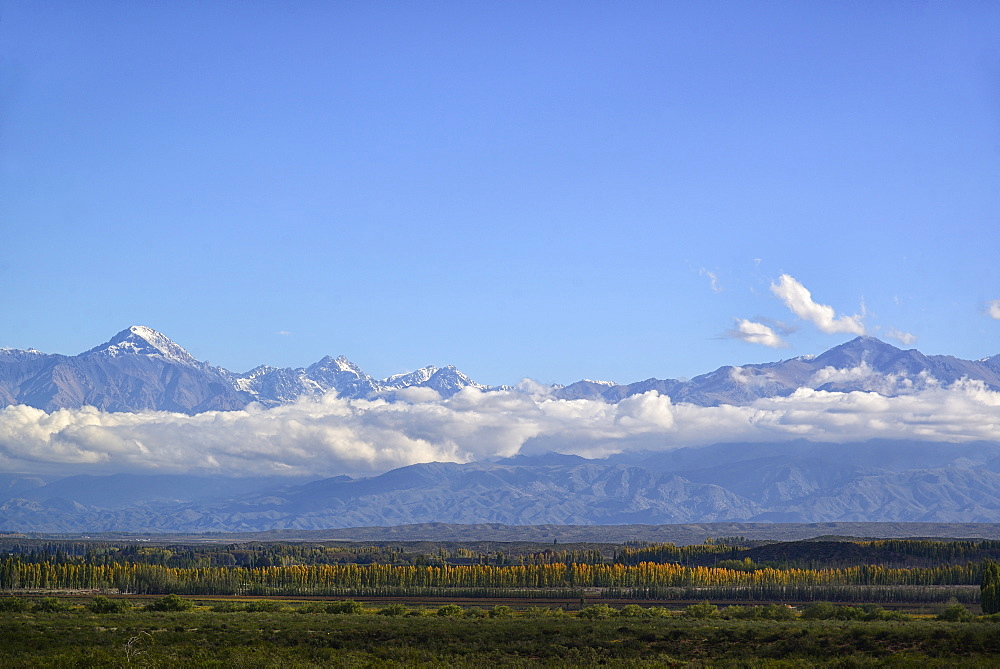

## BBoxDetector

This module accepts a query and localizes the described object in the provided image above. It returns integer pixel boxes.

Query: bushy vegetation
[4,536,1000,664]
[1,597,1000,667]
[147,593,194,611]
[86,595,131,613]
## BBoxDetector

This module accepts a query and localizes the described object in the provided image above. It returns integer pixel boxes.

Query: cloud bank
[2,382,999,478]
[770,274,866,335]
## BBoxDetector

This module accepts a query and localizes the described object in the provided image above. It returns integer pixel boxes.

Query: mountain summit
[0,329,997,414]
[83,325,199,366]
[0,326,493,413]
[552,336,1000,405]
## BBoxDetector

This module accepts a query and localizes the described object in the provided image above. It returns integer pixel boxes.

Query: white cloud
[728,319,788,348]
[885,328,916,346]
[987,300,1000,320]
[2,381,1000,478]
[770,274,865,335]
[806,363,939,395]
[277,331,293,336]
[700,268,722,292]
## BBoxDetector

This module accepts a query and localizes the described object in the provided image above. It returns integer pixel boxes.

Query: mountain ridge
[1,327,998,414]
[4,440,1000,532]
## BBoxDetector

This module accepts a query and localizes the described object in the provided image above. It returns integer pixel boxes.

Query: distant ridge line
[23,522,1000,545]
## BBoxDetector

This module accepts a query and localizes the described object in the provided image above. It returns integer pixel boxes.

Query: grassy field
[4,597,1000,667]
[5,535,1000,665]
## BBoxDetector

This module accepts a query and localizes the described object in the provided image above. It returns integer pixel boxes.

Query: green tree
[982,561,1000,614]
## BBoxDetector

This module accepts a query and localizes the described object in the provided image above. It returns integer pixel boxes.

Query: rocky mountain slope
[4,441,1000,533]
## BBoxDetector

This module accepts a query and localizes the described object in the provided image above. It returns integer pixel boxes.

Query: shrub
[244,600,286,612]
[858,605,909,621]
[437,604,464,617]
[801,602,838,620]
[835,606,866,621]
[578,604,617,619]
[465,606,488,618]
[525,606,566,617]
[86,596,132,613]
[937,604,974,622]
[760,604,797,620]
[722,605,795,620]
[376,603,409,617]
[721,605,749,619]
[147,594,193,612]
[683,602,720,619]
[33,597,71,613]
[618,604,646,618]
[488,605,514,618]
[326,600,364,615]
[296,602,326,614]
[210,601,245,613]
[0,596,30,612]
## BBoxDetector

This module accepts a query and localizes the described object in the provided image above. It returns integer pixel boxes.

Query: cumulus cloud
[987,300,1000,320]
[728,319,788,348]
[770,274,865,335]
[3,381,1000,478]
[806,363,940,395]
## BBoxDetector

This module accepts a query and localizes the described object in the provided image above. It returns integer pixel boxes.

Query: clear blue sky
[3,1,999,386]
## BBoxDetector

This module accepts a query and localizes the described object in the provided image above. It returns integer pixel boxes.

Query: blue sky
[2,1,999,387]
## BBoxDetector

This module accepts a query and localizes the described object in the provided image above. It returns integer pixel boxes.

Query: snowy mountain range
[1,325,999,414]
[3,327,1000,531]
[0,325,494,413]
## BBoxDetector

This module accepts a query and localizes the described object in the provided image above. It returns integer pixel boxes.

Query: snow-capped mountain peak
[82,325,199,366]
[383,366,439,388]
[0,347,47,363]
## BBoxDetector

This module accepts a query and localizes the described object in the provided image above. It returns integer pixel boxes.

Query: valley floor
[4,602,1000,667]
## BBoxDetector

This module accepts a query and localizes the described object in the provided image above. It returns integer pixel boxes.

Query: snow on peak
[383,366,438,387]
[84,325,199,365]
[317,355,364,374]
[0,347,46,363]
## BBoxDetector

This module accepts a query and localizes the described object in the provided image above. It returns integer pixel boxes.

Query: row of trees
[7,538,1000,570]
[616,539,1000,568]
[0,556,988,596]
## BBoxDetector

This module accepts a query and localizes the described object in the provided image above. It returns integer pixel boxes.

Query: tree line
[0,556,987,597]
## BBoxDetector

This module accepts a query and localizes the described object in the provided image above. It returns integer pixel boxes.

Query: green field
[4,597,1000,667]
[5,534,1000,665]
